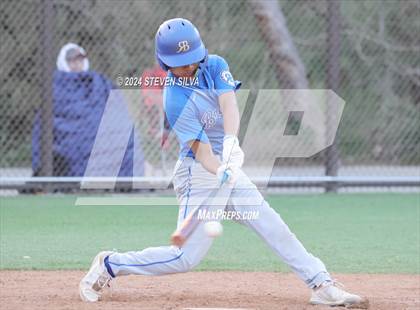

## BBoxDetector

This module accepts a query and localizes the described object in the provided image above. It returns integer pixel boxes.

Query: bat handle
[221,170,230,184]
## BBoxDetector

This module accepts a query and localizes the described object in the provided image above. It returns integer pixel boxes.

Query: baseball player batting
[79,18,368,308]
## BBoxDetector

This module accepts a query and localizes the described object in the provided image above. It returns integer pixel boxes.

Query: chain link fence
[1,0,419,189]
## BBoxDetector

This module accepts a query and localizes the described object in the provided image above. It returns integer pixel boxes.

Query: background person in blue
[79,19,368,308]
[32,43,143,178]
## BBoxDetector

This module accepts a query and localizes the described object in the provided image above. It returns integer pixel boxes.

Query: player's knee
[178,252,203,272]
[174,256,194,273]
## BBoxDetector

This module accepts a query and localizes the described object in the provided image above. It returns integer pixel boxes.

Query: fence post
[39,0,54,176]
[325,0,341,192]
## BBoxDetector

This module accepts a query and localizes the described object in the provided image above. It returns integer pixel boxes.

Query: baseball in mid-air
[204,221,223,238]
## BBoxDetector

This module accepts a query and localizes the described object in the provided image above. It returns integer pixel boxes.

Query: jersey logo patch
[220,70,235,87]
[201,110,222,129]
[177,41,190,53]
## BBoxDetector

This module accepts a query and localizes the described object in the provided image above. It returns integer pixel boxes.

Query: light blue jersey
[99,20,334,295]
[163,55,241,158]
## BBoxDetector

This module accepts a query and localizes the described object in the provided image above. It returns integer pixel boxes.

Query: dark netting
[1,0,418,185]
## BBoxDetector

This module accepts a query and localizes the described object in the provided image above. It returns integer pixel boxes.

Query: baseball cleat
[310,281,369,308]
[79,251,114,302]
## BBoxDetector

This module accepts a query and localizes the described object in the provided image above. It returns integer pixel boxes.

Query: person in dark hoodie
[32,43,144,177]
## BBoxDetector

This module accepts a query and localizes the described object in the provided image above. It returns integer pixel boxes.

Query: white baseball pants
[106,157,331,288]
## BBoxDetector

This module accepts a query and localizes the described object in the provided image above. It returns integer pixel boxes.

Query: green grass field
[0,193,419,273]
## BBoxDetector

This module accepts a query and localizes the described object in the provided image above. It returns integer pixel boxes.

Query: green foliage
[1,0,419,166]
[281,0,420,164]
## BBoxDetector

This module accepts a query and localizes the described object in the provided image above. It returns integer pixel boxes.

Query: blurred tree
[249,0,308,89]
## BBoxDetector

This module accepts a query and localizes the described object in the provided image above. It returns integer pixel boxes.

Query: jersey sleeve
[212,56,242,96]
[164,88,209,145]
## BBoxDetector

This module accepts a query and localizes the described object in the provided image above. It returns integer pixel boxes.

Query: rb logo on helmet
[177,41,190,53]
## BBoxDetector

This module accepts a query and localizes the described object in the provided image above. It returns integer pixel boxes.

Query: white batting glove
[222,135,244,168]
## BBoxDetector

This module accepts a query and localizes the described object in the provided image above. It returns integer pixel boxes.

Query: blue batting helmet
[155,18,207,71]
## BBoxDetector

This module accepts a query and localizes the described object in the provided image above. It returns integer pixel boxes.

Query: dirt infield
[0,271,419,310]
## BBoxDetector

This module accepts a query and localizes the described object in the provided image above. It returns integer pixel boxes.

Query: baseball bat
[171,140,236,247]
[171,185,231,247]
